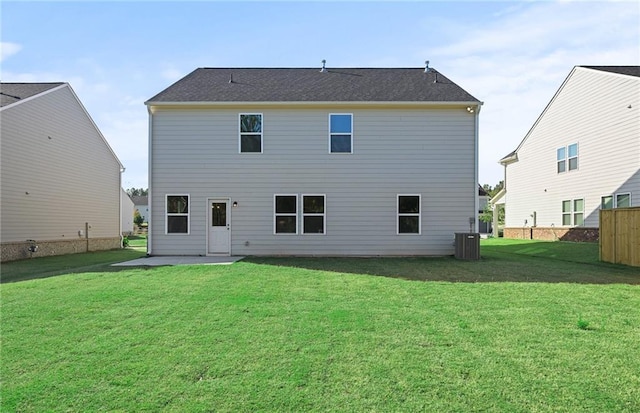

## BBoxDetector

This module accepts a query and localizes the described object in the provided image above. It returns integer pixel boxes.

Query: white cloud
[0,42,22,62]
[161,67,185,81]
[422,1,640,185]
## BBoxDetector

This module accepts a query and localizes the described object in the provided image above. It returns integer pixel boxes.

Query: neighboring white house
[145,65,482,256]
[122,189,135,235]
[478,185,491,235]
[1,82,125,261]
[498,66,639,241]
[131,195,149,223]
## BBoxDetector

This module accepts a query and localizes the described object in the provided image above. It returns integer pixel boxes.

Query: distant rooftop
[0,83,65,108]
[146,67,480,104]
[581,66,640,77]
[131,196,148,205]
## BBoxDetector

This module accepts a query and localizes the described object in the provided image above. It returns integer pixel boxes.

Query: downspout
[120,167,125,247]
[147,106,153,256]
[474,104,482,233]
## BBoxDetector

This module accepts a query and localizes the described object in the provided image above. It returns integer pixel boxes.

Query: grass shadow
[243,240,640,285]
[1,248,149,284]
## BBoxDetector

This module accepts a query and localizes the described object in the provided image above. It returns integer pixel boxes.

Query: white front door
[208,199,230,255]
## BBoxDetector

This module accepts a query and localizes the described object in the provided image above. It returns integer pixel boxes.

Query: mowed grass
[2,239,640,412]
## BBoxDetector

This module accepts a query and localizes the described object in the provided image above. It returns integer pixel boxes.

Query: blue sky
[2,1,639,189]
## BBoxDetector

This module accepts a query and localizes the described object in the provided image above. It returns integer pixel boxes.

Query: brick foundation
[503,227,599,242]
[1,237,122,263]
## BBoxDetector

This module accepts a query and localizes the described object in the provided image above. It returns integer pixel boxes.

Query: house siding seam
[149,106,477,256]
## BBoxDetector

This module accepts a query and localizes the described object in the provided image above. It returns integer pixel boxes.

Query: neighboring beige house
[498,66,639,241]
[1,82,125,261]
[145,65,482,256]
[122,189,135,235]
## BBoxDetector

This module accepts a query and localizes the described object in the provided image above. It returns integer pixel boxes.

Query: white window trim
[328,113,353,154]
[302,194,326,235]
[397,194,421,235]
[615,192,632,208]
[239,113,263,154]
[166,194,190,235]
[274,194,298,235]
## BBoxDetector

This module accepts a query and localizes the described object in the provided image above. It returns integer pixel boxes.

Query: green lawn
[2,239,639,412]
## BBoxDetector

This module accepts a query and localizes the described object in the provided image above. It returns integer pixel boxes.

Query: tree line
[126,188,148,196]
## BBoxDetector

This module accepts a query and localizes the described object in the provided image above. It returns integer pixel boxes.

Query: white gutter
[474,104,482,233]
[119,167,125,247]
[146,107,153,256]
[144,100,482,109]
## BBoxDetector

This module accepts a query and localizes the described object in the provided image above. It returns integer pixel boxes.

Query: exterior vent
[320,59,327,73]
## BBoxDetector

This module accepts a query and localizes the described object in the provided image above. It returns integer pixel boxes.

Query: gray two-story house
[145,65,481,256]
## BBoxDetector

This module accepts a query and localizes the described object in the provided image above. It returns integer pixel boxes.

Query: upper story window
[166,195,189,234]
[240,113,262,153]
[557,143,578,173]
[329,114,353,153]
[398,195,421,234]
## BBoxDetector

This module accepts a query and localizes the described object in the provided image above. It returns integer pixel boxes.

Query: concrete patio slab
[112,256,245,267]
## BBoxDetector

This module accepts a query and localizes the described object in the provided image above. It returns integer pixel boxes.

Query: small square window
[616,193,631,208]
[601,196,613,210]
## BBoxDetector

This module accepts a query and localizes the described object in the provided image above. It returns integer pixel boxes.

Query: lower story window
[303,195,325,234]
[562,198,583,226]
[602,193,632,209]
[616,193,631,208]
[398,195,421,234]
[601,195,613,210]
[275,195,297,234]
[166,195,189,234]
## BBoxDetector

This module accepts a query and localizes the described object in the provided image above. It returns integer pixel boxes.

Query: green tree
[127,188,148,197]
[133,209,144,226]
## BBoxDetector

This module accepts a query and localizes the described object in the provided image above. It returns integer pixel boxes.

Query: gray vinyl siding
[505,68,640,229]
[0,85,122,243]
[150,105,477,256]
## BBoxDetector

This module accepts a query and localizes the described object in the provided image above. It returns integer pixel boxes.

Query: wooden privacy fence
[600,207,640,267]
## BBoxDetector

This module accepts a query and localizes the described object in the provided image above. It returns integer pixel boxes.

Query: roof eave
[145,100,482,107]
[499,153,518,165]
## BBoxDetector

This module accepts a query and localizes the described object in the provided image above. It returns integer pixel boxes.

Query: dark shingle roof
[0,83,65,108]
[581,66,640,77]
[146,68,480,104]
